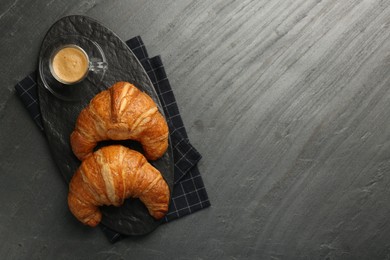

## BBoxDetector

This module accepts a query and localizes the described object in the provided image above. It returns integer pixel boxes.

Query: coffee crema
[51,46,89,84]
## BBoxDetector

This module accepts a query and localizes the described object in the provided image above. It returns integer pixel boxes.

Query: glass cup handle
[89,61,108,72]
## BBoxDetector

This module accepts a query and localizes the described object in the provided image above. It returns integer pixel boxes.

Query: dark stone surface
[2,0,390,259]
[37,15,174,236]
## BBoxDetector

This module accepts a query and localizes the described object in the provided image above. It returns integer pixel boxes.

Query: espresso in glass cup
[49,45,106,85]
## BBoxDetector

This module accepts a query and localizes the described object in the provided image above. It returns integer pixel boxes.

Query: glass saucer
[39,35,107,101]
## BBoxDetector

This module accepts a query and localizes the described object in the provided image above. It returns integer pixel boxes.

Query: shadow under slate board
[36,15,174,236]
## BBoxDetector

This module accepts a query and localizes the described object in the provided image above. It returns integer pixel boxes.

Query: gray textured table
[1,0,390,259]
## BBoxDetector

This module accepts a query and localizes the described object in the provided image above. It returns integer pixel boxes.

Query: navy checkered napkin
[14,36,210,243]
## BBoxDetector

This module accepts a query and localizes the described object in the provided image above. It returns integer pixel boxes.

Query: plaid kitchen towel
[14,36,210,243]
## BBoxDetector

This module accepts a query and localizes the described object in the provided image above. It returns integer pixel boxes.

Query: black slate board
[37,15,174,236]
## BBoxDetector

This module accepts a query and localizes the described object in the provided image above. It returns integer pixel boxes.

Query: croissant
[70,81,169,161]
[68,145,170,227]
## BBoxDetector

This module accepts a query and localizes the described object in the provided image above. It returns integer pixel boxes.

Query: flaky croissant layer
[68,145,170,227]
[70,81,169,161]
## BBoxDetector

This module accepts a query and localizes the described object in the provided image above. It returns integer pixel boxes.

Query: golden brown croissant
[70,81,169,161]
[68,145,170,227]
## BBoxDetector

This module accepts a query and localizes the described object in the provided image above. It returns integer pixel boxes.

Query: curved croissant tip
[152,210,168,220]
[84,213,102,227]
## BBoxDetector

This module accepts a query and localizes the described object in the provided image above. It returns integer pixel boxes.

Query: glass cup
[49,44,107,85]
